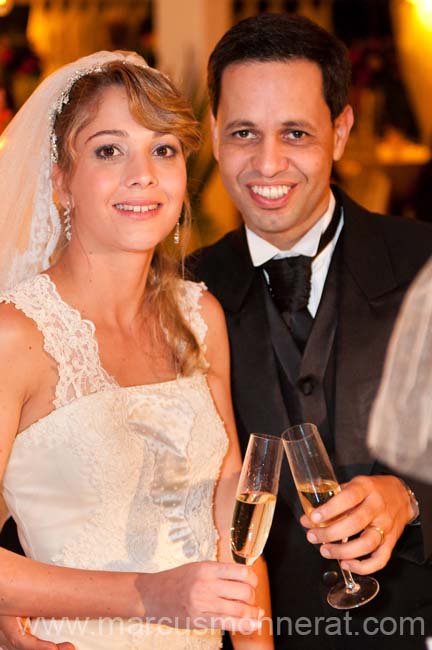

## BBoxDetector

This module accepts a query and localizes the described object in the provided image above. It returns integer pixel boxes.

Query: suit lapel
[213,228,290,442]
[229,273,290,440]
[333,190,400,477]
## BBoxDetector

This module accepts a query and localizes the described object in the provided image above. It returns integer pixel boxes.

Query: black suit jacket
[189,188,432,650]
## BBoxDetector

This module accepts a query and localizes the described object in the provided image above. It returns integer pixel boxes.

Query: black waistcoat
[263,239,341,457]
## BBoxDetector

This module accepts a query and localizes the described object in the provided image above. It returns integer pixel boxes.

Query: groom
[189,12,432,650]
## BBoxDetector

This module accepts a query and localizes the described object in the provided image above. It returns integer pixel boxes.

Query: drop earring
[174,220,180,245]
[64,201,72,241]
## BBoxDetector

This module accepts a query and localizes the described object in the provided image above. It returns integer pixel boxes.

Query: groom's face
[211,59,353,249]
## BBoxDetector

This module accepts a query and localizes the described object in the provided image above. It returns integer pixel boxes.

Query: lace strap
[176,280,209,364]
[0,274,117,407]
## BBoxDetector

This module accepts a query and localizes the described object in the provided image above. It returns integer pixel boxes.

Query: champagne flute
[230,433,282,565]
[282,422,379,609]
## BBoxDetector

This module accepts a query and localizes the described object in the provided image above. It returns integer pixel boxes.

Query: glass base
[327,576,379,609]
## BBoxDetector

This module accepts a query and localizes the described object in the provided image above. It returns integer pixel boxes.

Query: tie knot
[263,255,312,314]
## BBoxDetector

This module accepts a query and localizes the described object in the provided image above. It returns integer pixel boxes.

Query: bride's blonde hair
[53,60,203,376]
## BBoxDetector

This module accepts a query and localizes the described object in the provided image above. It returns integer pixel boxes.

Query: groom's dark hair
[207,12,351,121]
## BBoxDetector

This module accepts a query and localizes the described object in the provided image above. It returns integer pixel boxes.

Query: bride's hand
[140,561,263,632]
[0,616,75,650]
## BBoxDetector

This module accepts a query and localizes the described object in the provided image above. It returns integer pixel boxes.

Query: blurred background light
[406,0,432,27]
[0,0,14,19]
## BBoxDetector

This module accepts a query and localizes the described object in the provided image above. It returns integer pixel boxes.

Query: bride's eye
[95,144,122,159]
[153,144,178,158]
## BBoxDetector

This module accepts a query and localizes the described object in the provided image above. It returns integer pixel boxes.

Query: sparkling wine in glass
[230,433,282,565]
[282,423,379,609]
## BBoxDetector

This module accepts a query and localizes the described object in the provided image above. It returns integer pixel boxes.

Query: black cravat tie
[263,205,341,352]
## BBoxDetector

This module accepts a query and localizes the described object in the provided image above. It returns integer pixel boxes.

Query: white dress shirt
[245,192,343,317]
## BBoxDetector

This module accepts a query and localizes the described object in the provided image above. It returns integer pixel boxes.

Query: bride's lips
[113,201,162,220]
[247,183,296,209]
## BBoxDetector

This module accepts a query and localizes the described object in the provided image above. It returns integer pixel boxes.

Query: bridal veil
[0,50,147,291]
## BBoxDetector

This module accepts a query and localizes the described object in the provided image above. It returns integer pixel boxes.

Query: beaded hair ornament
[0,50,149,290]
[49,63,104,165]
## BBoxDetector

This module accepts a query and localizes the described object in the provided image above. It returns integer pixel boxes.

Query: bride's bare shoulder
[0,303,45,474]
[0,301,44,357]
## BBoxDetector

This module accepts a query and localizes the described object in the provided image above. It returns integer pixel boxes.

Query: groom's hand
[300,474,414,573]
[0,616,75,650]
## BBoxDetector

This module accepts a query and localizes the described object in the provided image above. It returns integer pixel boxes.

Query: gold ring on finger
[368,525,385,546]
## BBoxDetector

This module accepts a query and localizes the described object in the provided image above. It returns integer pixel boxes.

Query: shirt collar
[246,192,336,267]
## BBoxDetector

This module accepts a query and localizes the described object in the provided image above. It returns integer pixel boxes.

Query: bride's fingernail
[321,546,331,558]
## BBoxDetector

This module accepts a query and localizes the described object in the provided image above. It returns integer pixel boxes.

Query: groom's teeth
[115,203,159,212]
[251,185,290,199]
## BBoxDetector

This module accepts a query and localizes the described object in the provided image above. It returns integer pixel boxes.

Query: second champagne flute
[230,433,283,565]
[282,422,379,609]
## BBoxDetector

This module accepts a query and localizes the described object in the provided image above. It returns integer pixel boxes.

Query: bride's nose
[124,153,158,188]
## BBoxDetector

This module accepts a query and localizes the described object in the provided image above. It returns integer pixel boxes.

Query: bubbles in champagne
[230,492,276,565]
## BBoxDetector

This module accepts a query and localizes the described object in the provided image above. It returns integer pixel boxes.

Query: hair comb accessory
[48,64,103,163]
[53,66,102,117]
[48,51,151,164]
[50,132,59,164]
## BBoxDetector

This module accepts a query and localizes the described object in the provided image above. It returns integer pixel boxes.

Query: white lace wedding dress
[1,274,228,649]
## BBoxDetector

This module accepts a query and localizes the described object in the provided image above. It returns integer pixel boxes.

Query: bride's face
[55,85,186,255]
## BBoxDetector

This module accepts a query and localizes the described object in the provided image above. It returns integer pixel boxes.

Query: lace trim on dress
[0,274,118,408]
[176,280,209,369]
[0,275,210,409]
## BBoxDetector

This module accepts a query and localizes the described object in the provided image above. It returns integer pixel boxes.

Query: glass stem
[338,537,360,593]
[337,561,360,593]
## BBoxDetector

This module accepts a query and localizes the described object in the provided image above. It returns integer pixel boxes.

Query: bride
[0,51,272,649]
